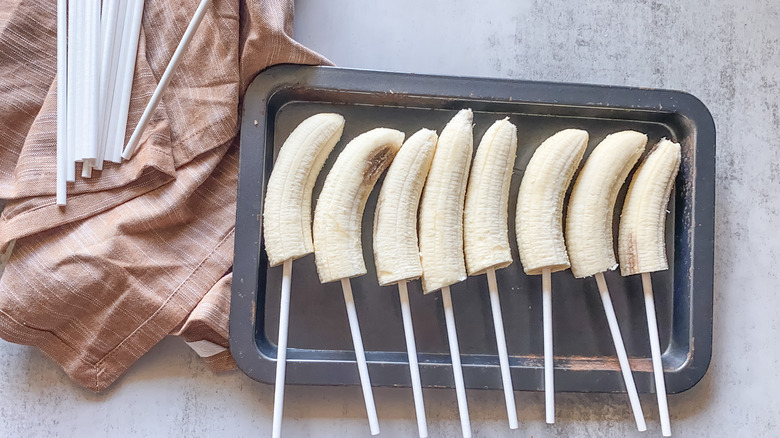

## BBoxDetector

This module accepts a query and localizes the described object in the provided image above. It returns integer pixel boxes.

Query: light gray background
[1,0,777,436]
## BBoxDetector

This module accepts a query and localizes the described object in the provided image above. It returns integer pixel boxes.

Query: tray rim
[230,64,715,394]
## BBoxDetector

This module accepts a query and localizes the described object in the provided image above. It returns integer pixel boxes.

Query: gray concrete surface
[1,0,778,436]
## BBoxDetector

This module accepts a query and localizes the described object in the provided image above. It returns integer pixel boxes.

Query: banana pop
[262,113,345,438]
[515,128,589,423]
[618,138,682,437]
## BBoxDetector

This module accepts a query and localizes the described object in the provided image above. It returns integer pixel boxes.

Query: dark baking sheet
[230,65,714,394]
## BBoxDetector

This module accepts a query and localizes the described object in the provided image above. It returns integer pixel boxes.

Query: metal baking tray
[231,65,714,394]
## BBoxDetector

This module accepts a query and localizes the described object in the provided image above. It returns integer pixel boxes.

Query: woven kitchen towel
[0,0,326,391]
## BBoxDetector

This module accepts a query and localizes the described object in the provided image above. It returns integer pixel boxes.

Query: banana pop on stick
[463,118,519,429]
[313,127,405,436]
[263,113,345,438]
[373,129,438,438]
[619,139,681,437]
[419,109,474,438]
[516,129,589,423]
[566,130,648,431]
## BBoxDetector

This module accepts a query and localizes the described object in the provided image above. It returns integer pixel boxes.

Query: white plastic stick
[341,278,380,436]
[101,0,128,165]
[271,259,293,438]
[72,0,85,164]
[65,0,78,182]
[398,280,428,438]
[80,0,100,179]
[595,272,647,431]
[122,0,213,160]
[642,272,672,436]
[542,267,554,423]
[108,0,144,163]
[94,0,121,171]
[84,0,100,162]
[56,0,67,205]
[441,286,471,438]
[486,268,518,429]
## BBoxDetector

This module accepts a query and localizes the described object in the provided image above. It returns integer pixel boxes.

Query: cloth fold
[0,0,326,391]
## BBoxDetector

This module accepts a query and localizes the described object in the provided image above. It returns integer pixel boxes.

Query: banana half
[313,128,405,283]
[464,118,518,276]
[516,129,589,275]
[618,138,681,276]
[566,130,647,278]
[419,109,474,293]
[373,129,438,286]
[263,113,345,267]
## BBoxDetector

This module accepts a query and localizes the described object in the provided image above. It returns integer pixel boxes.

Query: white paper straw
[73,0,84,164]
[103,0,131,164]
[122,0,213,160]
[89,0,101,159]
[595,272,647,431]
[81,0,100,163]
[65,0,78,182]
[398,280,428,438]
[98,0,127,167]
[271,259,293,438]
[79,0,100,178]
[542,267,555,423]
[441,286,471,438]
[108,0,145,163]
[94,0,122,171]
[103,0,128,153]
[642,273,672,436]
[486,268,518,429]
[341,278,380,436]
[56,0,67,205]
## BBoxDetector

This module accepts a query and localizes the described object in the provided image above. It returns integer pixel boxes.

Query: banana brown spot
[624,232,638,271]
[363,145,393,183]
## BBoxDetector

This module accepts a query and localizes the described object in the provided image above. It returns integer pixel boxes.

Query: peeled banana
[566,130,647,278]
[618,138,680,437]
[464,118,517,275]
[618,138,681,275]
[516,129,589,275]
[313,128,405,284]
[373,129,438,286]
[263,113,345,267]
[418,109,474,293]
[463,117,520,428]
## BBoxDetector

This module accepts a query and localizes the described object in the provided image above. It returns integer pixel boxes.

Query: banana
[419,109,474,293]
[463,117,520,428]
[566,130,647,278]
[618,138,681,276]
[263,113,345,267]
[313,128,405,283]
[373,129,438,286]
[618,138,680,438]
[516,129,589,275]
[464,118,517,275]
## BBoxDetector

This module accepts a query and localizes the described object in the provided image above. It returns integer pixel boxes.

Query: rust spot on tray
[514,354,653,372]
[556,355,653,372]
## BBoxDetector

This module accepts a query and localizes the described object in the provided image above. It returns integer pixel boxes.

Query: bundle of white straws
[56,0,213,206]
